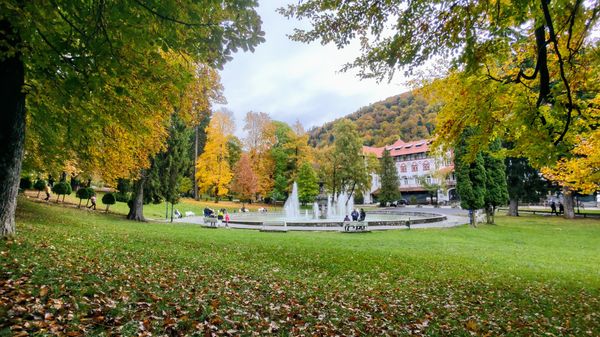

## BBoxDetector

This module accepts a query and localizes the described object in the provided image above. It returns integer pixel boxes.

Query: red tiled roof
[363,138,432,158]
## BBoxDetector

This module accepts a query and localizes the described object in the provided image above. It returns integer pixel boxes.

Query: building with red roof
[362,138,457,204]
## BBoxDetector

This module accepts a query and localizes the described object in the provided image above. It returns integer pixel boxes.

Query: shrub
[19,176,33,190]
[33,180,46,198]
[102,193,117,212]
[410,196,418,205]
[115,192,130,203]
[52,182,72,202]
[75,187,95,208]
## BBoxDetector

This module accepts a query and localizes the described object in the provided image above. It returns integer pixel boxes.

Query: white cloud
[217,0,408,135]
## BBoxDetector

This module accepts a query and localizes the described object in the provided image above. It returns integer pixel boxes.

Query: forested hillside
[308,92,438,147]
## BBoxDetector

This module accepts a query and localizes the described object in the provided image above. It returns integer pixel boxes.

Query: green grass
[24,190,282,220]
[2,199,599,336]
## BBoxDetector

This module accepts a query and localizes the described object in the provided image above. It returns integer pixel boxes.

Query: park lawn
[1,200,599,336]
[23,190,282,220]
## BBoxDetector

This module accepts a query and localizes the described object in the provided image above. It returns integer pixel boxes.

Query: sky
[217,0,409,135]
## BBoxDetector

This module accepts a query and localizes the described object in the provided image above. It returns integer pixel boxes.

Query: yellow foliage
[541,131,600,194]
[196,110,235,198]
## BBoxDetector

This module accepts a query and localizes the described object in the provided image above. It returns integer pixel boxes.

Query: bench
[342,221,370,233]
[203,216,219,228]
[260,220,288,232]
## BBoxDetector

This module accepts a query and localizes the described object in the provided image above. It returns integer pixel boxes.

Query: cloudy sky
[217,0,409,134]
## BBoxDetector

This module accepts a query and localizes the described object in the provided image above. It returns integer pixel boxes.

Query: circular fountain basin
[228,210,446,228]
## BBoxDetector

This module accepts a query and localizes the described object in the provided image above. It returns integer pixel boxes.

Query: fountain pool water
[217,182,448,230]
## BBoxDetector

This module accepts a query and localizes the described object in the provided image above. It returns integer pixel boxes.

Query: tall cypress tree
[455,130,486,227]
[378,149,401,206]
[483,141,509,224]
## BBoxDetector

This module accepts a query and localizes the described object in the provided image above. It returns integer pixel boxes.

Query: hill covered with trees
[308,91,438,147]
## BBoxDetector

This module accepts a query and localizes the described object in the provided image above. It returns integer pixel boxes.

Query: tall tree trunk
[469,210,477,228]
[127,171,146,221]
[0,19,26,238]
[562,187,575,219]
[170,202,174,223]
[508,198,519,216]
[193,125,199,200]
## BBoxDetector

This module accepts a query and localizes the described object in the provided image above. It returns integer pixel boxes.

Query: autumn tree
[378,149,401,207]
[243,111,275,199]
[0,1,264,236]
[196,110,235,202]
[231,153,259,202]
[297,161,319,205]
[280,0,600,220]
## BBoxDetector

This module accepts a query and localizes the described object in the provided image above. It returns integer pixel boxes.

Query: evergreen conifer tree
[455,130,486,227]
[378,149,401,207]
[505,157,547,216]
[297,162,319,205]
[482,141,509,224]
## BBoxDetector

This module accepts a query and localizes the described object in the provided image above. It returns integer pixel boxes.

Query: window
[423,161,430,171]
[400,164,407,172]
[426,175,432,184]
[403,177,408,185]
[411,163,418,172]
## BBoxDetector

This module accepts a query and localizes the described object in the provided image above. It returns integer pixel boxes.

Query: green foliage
[483,152,509,209]
[309,92,436,147]
[226,136,243,171]
[51,182,72,201]
[75,187,95,200]
[33,180,46,192]
[297,162,319,205]
[146,115,193,205]
[455,131,486,214]
[19,177,33,190]
[324,119,370,197]
[102,193,117,205]
[505,157,547,204]
[378,149,401,206]
[269,121,298,200]
[6,200,600,335]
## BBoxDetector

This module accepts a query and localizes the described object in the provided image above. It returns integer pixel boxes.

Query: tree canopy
[1,0,264,236]
[281,0,600,203]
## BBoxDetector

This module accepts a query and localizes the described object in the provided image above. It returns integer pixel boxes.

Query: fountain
[284,182,301,218]
[189,181,449,231]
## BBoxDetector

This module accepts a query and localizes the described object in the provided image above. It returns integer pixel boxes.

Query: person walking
[558,202,564,215]
[225,212,230,228]
[44,183,51,201]
[88,195,97,210]
[550,201,557,215]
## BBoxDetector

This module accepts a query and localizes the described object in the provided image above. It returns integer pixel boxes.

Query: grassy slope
[1,200,599,336]
[23,191,283,220]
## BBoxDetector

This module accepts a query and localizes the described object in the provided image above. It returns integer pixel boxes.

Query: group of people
[550,201,564,215]
[343,208,366,222]
[204,207,231,227]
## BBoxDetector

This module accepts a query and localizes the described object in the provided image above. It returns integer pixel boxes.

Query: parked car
[390,199,409,207]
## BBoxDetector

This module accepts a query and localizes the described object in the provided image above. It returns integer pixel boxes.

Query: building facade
[362,138,457,204]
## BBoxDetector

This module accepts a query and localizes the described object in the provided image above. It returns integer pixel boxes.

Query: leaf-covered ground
[1,200,599,336]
